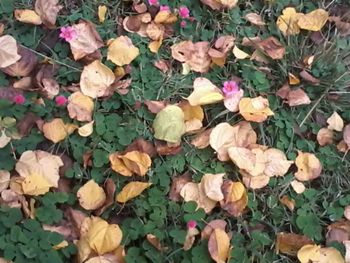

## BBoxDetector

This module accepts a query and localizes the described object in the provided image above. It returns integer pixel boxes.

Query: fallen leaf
[344,124,350,148]
[14,9,42,25]
[187,78,224,106]
[155,140,182,156]
[276,84,311,107]
[344,241,350,263]
[288,73,300,85]
[67,91,94,122]
[290,180,306,194]
[125,138,157,158]
[98,5,107,23]
[297,244,321,263]
[80,60,116,98]
[77,180,106,210]
[201,0,238,9]
[146,234,166,252]
[107,36,139,66]
[1,47,38,77]
[257,37,285,60]
[191,128,212,149]
[85,216,122,255]
[277,7,303,35]
[264,148,293,177]
[345,206,350,221]
[294,151,322,181]
[232,45,250,59]
[144,100,167,114]
[154,10,177,24]
[0,170,10,192]
[152,105,186,143]
[179,101,204,133]
[169,172,192,202]
[109,150,151,176]
[208,228,230,263]
[300,70,320,85]
[116,181,151,203]
[0,130,11,148]
[208,36,235,67]
[297,9,329,31]
[220,180,248,217]
[280,195,295,211]
[329,16,350,37]
[0,23,4,35]
[327,112,344,132]
[154,59,171,73]
[35,0,62,28]
[239,96,274,122]
[183,226,199,251]
[317,128,334,146]
[42,118,76,143]
[241,172,270,190]
[201,173,225,202]
[69,21,104,60]
[319,247,345,263]
[224,89,244,112]
[326,221,350,245]
[201,220,227,240]
[0,35,21,68]
[78,121,94,137]
[245,13,265,26]
[276,232,313,256]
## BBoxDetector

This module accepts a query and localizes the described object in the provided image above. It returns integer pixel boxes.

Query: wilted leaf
[78,121,94,137]
[187,78,224,106]
[299,70,320,85]
[290,180,306,194]
[1,47,38,77]
[42,118,76,143]
[326,221,350,245]
[297,244,321,263]
[152,105,186,143]
[125,138,157,158]
[288,73,300,85]
[224,89,244,112]
[232,45,250,59]
[297,9,329,31]
[0,130,11,148]
[208,228,230,263]
[220,180,248,217]
[201,0,238,9]
[77,180,106,210]
[327,112,344,132]
[144,100,167,114]
[69,21,104,60]
[294,151,322,181]
[201,173,225,202]
[344,124,350,148]
[201,220,227,240]
[264,148,293,177]
[116,181,151,203]
[183,227,199,251]
[280,196,295,211]
[276,84,311,107]
[0,35,21,68]
[329,16,350,37]
[239,96,274,122]
[169,172,191,202]
[109,150,151,176]
[319,247,345,263]
[146,234,166,252]
[67,91,94,122]
[276,233,313,256]
[0,170,10,192]
[154,10,177,24]
[14,9,42,25]
[277,7,303,35]
[155,140,182,156]
[107,36,139,66]
[98,5,107,23]
[35,0,63,28]
[80,60,116,98]
[257,37,285,60]
[245,13,265,26]
[191,128,212,149]
[317,128,334,146]
[208,36,235,67]
[241,172,270,190]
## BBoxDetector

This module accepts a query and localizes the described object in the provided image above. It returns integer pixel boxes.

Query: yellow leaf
[295,151,322,181]
[42,118,76,143]
[239,96,274,122]
[187,77,224,106]
[0,35,21,68]
[109,150,151,176]
[232,45,250,59]
[14,9,42,25]
[86,217,123,255]
[53,240,68,250]
[297,9,329,31]
[208,228,230,263]
[98,5,107,23]
[67,91,94,122]
[319,247,345,263]
[290,180,306,194]
[149,38,163,53]
[116,182,151,203]
[327,112,344,132]
[77,180,106,210]
[80,60,115,99]
[297,244,321,263]
[22,173,52,196]
[107,36,139,66]
[78,121,94,137]
[276,7,303,35]
[201,173,225,201]
[288,73,300,85]
[76,238,92,263]
[220,180,248,217]
[154,10,178,24]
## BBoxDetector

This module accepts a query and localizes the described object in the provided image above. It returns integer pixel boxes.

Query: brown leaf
[276,83,311,107]
[133,2,147,13]
[0,35,21,68]
[191,128,212,149]
[208,36,235,67]
[280,195,295,211]
[16,112,40,137]
[125,138,157,158]
[300,70,320,85]
[146,234,167,252]
[220,180,248,217]
[65,208,87,238]
[326,221,350,245]
[67,91,94,122]
[169,172,192,202]
[327,112,344,132]
[208,228,230,263]
[95,179,116,216]
[35,0,63,29]
[155,140,182,156]
[34,64,59,98]
[294,151,322,181]
[1,47,38,77]
[343,124,350,148]
[69,21,104,60]
[154,59,171,73]
[329,16,350,37]
[276,232,314,256]
[317,128,334,146]
[257,37,285,60]
[59,154,73,177]
[201,219,227,240]
[144,100,167,114]
[245,13,266,26]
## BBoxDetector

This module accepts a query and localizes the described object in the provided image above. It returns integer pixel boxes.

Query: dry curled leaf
[77,180,106,211]
[295,151,322,181]
[146,234,166,252]
[109,150,151,176]
[183,227,199,251]
[344,124,350,148]
[208,36,235,67]
[116,181,151,203]
[297,9,329,32]
[98,5,107,23]
[257,37,285,60]
[317,128,334,146]
[187,78,224,106]
[125,138,157,158]
[35,0,63,29]
[264,148,293,177]
[329,16,350,37]
[290,180,306,194]
[280,196,295,211]
[201,173,225,202]
[67,91,94,122]
[245,13,265,26]
[276,84,311,107]
[80,60,116,99]
[0,35,21,68]
[326,221,350,245]
[277,7,303,35]
[276,232,313,256]
[0,170,10,193]
[327,112,344,132]
[42,118,76,143]
[239,96,274,122]
[78,121,94,137]
[14,9,42,25]
[299,70,320,85]
[1,47,38,77]
[297,244,321,263]
[208,228,230,263]
[69,21,104,60]
[201,0,238,10]
[191,128,212,149]
[169,172,191,202]
[107,36,139,66]
[201,220,227,240]
[232,45,250,59]
[220,180,248,217]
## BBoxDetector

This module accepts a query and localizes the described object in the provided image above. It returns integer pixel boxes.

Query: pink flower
[55,95,67,106]
[222,81,239,97]
[13,94,25,105]
[179,6,190,19]
[180,20,187,28]
[148,0,159,6]
[187,220,197,229]
[59,26,77,42]
[160,5,170,11]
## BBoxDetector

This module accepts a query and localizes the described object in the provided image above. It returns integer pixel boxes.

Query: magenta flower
[160,5,170,11]
[13,94,25,105]
[180,20,187,28]
[55,95,67,106]
[187,220,197,229]
[222,81,239,97]
[148,0,159,6]
[179,6,190,19]
[59,26,77,42]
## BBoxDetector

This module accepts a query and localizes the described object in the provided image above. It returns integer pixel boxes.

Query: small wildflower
[160,5,170,11]
[180,20,187,28]
[187,220,197,229]
[13,94,25,105]
[179,6,190,19]
[59,26,77,42]
[148,0,159,6]
[222,80,239,97]
[55,95,67,106]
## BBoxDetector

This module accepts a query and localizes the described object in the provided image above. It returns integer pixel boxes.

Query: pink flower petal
[179,6,190,19]
[55,95,67,106]
[13,94,25,105]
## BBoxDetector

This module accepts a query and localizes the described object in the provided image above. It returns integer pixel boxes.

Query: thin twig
[299,93,326,128]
